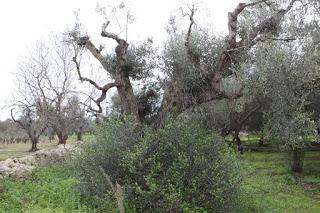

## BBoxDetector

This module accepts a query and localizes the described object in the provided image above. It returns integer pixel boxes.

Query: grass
[0,166,97,213]
[0,141,56,161]
[242,151,320,212]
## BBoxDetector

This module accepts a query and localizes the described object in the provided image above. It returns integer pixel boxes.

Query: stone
[0,142,81,180]
[0,166,13,174]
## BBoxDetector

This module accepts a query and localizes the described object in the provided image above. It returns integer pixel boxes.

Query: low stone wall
[0,143,81,180]
[0,158,33,180]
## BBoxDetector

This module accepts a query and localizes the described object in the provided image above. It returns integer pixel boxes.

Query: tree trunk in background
[77,126,83,141]
[233,130,243,154]
[258,135,264,146]
[289,147,304,173]
[49,134,55,141]
[48,128,55,142]
[29,138,39,152]
[57,132,68,145]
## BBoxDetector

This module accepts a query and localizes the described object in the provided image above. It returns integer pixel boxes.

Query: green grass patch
[242,151,320,212]
[0,165,97,213]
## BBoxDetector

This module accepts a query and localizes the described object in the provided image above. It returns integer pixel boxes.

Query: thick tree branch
[101,21,129,61]
[72,56,118,91]
[228,0,268,47]
[72,53,118,113]
[77,37,108,69]
[101,21,124,44]
[11,108,27,131]
[210,0,297,97]
[245,0,298,46]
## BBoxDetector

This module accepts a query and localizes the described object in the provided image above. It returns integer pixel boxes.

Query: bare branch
[11,108,26,130]
[101,20,127,46]
[72,56,105,90]
[72,56,119,92]
[210,0,298,96]
[184,5,200,66]
[101,21,129,61]
[72,54,118,113]
[77,36,108,68]
[245,0,298,46]
[228,0,268,48]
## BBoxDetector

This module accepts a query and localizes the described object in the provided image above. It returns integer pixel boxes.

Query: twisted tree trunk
[72,21,141,124]
[115,71,140,124]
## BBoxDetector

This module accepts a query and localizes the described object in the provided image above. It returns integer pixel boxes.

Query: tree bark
[73,27,141,124]
[57,132,68,145]
[289,147,304,173]
[233,130,243,154]
[48,128,55,141]
[115,71,140,124]
[76,127,83,141]
[258,134,264,147]
[29,137,39,152]
[77,132,82,141]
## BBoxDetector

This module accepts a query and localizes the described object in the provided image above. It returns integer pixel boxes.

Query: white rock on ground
[0,158,33,180]
[0,142,81,180]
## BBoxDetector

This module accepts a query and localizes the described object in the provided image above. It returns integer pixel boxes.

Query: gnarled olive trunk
[115,71,140,124]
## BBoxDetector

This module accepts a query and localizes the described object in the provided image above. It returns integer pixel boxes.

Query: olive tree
[70,3,156,124]
[17,38,80,145]
[11,104,46,151]
[10,44,51,151]
[157,0,303,127]
[66,95,89,141]
[243,0,320,172]
[251,39,319,172]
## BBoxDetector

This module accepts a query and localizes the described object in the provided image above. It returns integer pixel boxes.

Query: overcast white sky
[0,0,241,120]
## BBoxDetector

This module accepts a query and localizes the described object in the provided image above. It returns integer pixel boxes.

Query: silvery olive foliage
[252,42,319,150]
[161,29,225,98]
[102,38,156,81]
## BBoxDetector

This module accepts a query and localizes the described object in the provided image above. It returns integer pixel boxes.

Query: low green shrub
[72,117,243,212]
[124,120,242,212]
[71,116,140,211]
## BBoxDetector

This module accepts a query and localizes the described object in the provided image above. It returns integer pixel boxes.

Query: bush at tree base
[72,117,243,212]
